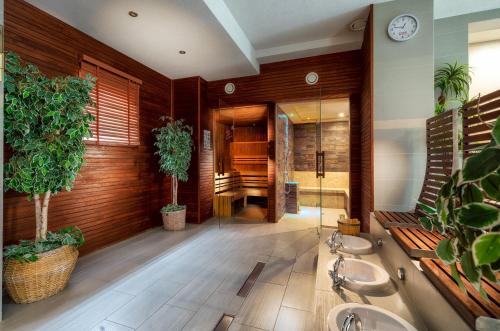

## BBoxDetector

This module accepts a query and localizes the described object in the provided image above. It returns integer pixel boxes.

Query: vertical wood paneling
[360,6,374,232]
[268,104,277,222]
[349,95,362,224]
[4,0,172,254]
[198,79,214,222]
[173,77,200,223]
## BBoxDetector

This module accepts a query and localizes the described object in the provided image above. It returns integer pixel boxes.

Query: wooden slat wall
[360,6,374,232]
[268,105,277,222]
[349,95,362,225]
[173,77,200,223]
[207,51,362,107]
[462,89,500,158]
[199,79,214,223]
[417,110,454,210]
[4,0,172,255]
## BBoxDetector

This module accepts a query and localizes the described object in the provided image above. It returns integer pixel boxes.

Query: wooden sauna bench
[214,171,268,217]
[299,186,348,209]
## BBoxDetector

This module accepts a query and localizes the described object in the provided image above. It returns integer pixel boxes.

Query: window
[80,55,141,145]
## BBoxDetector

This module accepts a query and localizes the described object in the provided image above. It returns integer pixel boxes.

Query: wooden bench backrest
[416,110,454,213]
[462,89,500,208]
[215,172,241,194]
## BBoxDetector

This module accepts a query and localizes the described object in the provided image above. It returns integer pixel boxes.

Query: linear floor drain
[237,262,266,297]
[213,314,234,331]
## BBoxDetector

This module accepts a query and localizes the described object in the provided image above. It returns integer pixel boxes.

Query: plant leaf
[481,265,497,283]
[417,202,436,215]
[461,251,481,291]
[419,216,433,231]
[436,238,455,264]
[472,232,500,266]
[461,184,483,204]
[462,147,500,182]
[492,116,500,145]
[481,173,500,201]
[450,262,466,293]
[457,203,500,229]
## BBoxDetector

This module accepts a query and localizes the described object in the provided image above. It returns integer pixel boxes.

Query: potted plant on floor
[153,116,193,230]
[3,52,95,303]
[418,116,500,298]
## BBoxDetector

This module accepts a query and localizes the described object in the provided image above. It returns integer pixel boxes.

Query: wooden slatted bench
[420,258,500,329]
[240,171,268,197]
[214,172,247,217]
[374,110,454,229]
[389,227,445,258]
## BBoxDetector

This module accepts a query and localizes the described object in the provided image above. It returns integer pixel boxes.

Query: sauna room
[277,99,350,227]
[214,105,270,221]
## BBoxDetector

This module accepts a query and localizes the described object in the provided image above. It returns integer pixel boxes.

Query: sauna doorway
[213,105,270,223]
[276,98,350,228]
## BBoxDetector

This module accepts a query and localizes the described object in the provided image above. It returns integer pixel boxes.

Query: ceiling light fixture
[350,18,367,32]
[128,11,138,18]
[179,50,186,54]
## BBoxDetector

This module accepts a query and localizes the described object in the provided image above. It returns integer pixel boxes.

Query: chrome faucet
[328,255,345,290]
[341,312,357,331]
[327,230,343,253]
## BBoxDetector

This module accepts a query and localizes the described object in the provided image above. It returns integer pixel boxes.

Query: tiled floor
[1,208,329,331]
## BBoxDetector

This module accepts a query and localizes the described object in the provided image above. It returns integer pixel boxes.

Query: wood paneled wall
[349,95,362,225]
[173,77,213,223]
[268,105,277,222]
[360,6,374,232]
[207,51,362,107]
[4,0,172,254]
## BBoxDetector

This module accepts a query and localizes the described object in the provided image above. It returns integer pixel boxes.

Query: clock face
[388,14,419,41]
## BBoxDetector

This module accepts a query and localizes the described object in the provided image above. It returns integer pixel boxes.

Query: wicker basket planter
[161,208,186,231]
[4,245,79,304]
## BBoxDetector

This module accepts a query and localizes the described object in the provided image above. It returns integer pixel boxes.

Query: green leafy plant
[152,116,193,211]
[435,62,471,114]
[4,227,85,263]
[4,52,95,243]
[418,116,500,298]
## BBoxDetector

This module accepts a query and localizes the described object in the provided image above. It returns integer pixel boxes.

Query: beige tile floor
[1,208,335,331]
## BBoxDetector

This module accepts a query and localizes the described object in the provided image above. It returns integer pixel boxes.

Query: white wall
[469,40,500,97]
[373,0,434,211]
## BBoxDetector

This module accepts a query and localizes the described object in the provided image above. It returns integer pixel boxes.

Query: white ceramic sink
[338,235,373,255]
[328,303,417,331]
[327,258,390,292]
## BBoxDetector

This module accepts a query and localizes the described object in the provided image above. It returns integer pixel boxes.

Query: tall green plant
[418,116,500,298]
[435,62,471,114]
[4,52,95,241]
[152,116,193,210]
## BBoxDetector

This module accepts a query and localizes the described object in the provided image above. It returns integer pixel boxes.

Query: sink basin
[338,235,373,255]
[327,258,390,292]
[328,303,417,331]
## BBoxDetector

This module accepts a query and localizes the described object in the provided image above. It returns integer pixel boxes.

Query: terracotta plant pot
[161,208,186,231]
[4,245,79,304]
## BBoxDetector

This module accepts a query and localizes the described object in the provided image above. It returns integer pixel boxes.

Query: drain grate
[213,314,234,331]
[237,262,266,297]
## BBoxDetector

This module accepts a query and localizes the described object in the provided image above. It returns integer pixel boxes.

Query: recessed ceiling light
[179,50,186,54]
[339,113,345,117]
[128,11,138,18]
[350,18,367,31]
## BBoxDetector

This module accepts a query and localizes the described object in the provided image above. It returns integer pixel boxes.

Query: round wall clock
[224,82,235,94]
[387,14,419,42]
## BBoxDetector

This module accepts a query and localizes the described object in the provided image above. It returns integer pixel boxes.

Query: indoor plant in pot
[418,116,500,298]
[434,61,471,115]
[3,52,95,303]
[153,116,193,231]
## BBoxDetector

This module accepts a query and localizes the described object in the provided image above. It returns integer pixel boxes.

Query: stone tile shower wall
[294,121,349,172]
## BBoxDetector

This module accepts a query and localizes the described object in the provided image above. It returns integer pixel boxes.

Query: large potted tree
[3,52,95,303]
[153,116,193,231]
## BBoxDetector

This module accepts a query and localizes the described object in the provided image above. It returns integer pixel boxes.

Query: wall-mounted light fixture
[305,72,319,85]
[224,82,235,95]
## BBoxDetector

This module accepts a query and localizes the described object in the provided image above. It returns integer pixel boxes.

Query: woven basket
[162,208,186,231]
[338,218,360,236]
[4,245,79,304]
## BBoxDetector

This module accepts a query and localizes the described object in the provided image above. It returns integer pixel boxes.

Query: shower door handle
[316,151,325,178]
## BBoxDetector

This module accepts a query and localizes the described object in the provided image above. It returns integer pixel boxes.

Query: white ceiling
[27,0,500,81]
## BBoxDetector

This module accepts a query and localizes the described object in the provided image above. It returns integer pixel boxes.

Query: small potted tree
[153,116,193,230]
[434,62,471,114]
[3,52,95,303]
